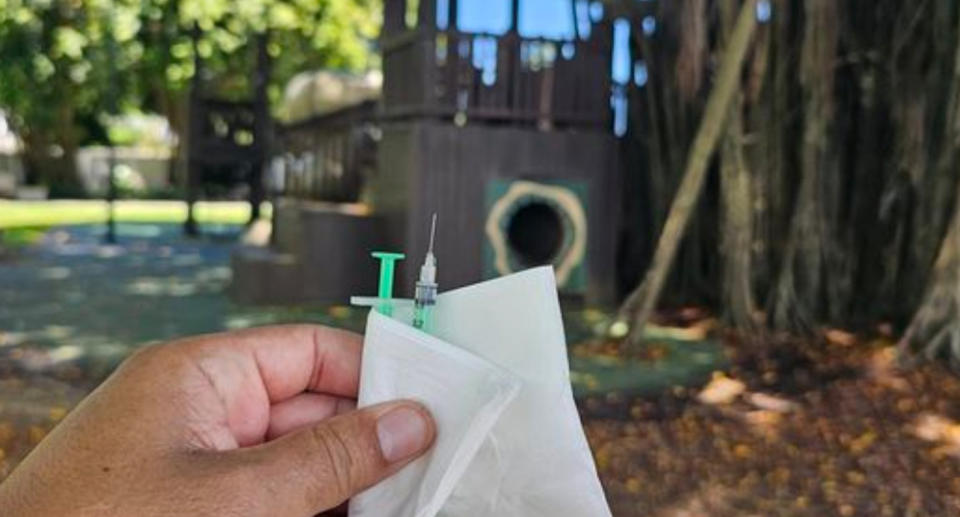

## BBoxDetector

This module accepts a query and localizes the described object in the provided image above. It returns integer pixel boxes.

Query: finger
[267,393,356,440]
[235,400,435,516]
[182,324,363,401]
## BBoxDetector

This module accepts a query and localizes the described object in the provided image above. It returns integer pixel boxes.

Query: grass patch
[0,200,271,229]
[1,226,48,248]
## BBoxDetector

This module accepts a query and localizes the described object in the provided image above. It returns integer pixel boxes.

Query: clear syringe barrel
[413,281,437,332]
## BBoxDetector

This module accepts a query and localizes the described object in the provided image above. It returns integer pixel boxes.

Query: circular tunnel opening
[507,201,565,267]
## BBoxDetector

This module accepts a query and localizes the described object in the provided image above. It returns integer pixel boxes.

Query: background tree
[0,0,380,192]
[0,0,142,193]
[612,0,960,364]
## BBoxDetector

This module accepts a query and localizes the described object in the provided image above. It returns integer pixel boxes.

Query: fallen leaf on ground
[824,328,857,347]
[698,374,746,405]
[910,413,960,448]
[746,392,797,413]
[744,409,783,430]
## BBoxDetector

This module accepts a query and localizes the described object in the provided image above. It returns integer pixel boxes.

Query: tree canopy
[0,0,381,186]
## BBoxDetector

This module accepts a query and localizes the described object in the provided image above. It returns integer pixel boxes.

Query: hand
[0,325,436,516]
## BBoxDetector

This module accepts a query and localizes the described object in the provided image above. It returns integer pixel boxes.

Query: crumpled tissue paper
[349,266,611,517]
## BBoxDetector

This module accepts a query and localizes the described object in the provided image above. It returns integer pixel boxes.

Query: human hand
[0,325,435,516]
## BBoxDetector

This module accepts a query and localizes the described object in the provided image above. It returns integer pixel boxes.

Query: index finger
[183,324,363,402]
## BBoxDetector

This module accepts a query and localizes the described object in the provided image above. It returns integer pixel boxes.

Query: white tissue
[349,267,611,517]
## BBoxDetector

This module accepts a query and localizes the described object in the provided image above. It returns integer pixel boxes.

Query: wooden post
[448,0,458,30]
[570,0,580,39]
[616,0,759,348]
[418,0,439,115]
[383,0,407,37]
[504,0,522,115]
[418,0,437,30]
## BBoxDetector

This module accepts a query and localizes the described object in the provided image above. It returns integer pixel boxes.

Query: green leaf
[54,26,89,60]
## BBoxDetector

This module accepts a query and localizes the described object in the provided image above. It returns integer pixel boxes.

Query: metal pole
[249,32,270,225]
[106,142,117,243]
[105,8,118,244]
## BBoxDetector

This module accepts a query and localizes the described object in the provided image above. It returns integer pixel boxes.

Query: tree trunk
[899,7,960,363]
[718,0,756,329]
[720,91,756,329]
[899,183,960,364]
[156,88,188,189]
[616,0,759,348]
[747,0,792,303]
[20,134,81,193]
[768,0,837,331]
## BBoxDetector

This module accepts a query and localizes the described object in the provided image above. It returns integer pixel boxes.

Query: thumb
[236,400,435,516]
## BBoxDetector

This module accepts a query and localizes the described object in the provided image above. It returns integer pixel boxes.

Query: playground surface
[3,216,951,516]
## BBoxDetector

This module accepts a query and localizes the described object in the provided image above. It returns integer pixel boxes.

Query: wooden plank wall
[375,120,620,304]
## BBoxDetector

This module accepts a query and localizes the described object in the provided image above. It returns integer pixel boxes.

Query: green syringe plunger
[371,251,405,315]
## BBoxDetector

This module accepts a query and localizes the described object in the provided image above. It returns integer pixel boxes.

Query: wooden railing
[381,27,613,129]
[274,22,614,202]
[273,100,378,202]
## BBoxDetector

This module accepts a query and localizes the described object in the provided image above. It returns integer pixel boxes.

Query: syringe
[413,214,438,332]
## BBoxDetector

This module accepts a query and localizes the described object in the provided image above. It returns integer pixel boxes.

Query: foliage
[0,0,381,185]
[0,0,137,185]
[139,0,380,103]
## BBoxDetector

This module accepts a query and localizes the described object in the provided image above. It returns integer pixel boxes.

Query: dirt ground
[5,329,960,516]
[581,331,960,516]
